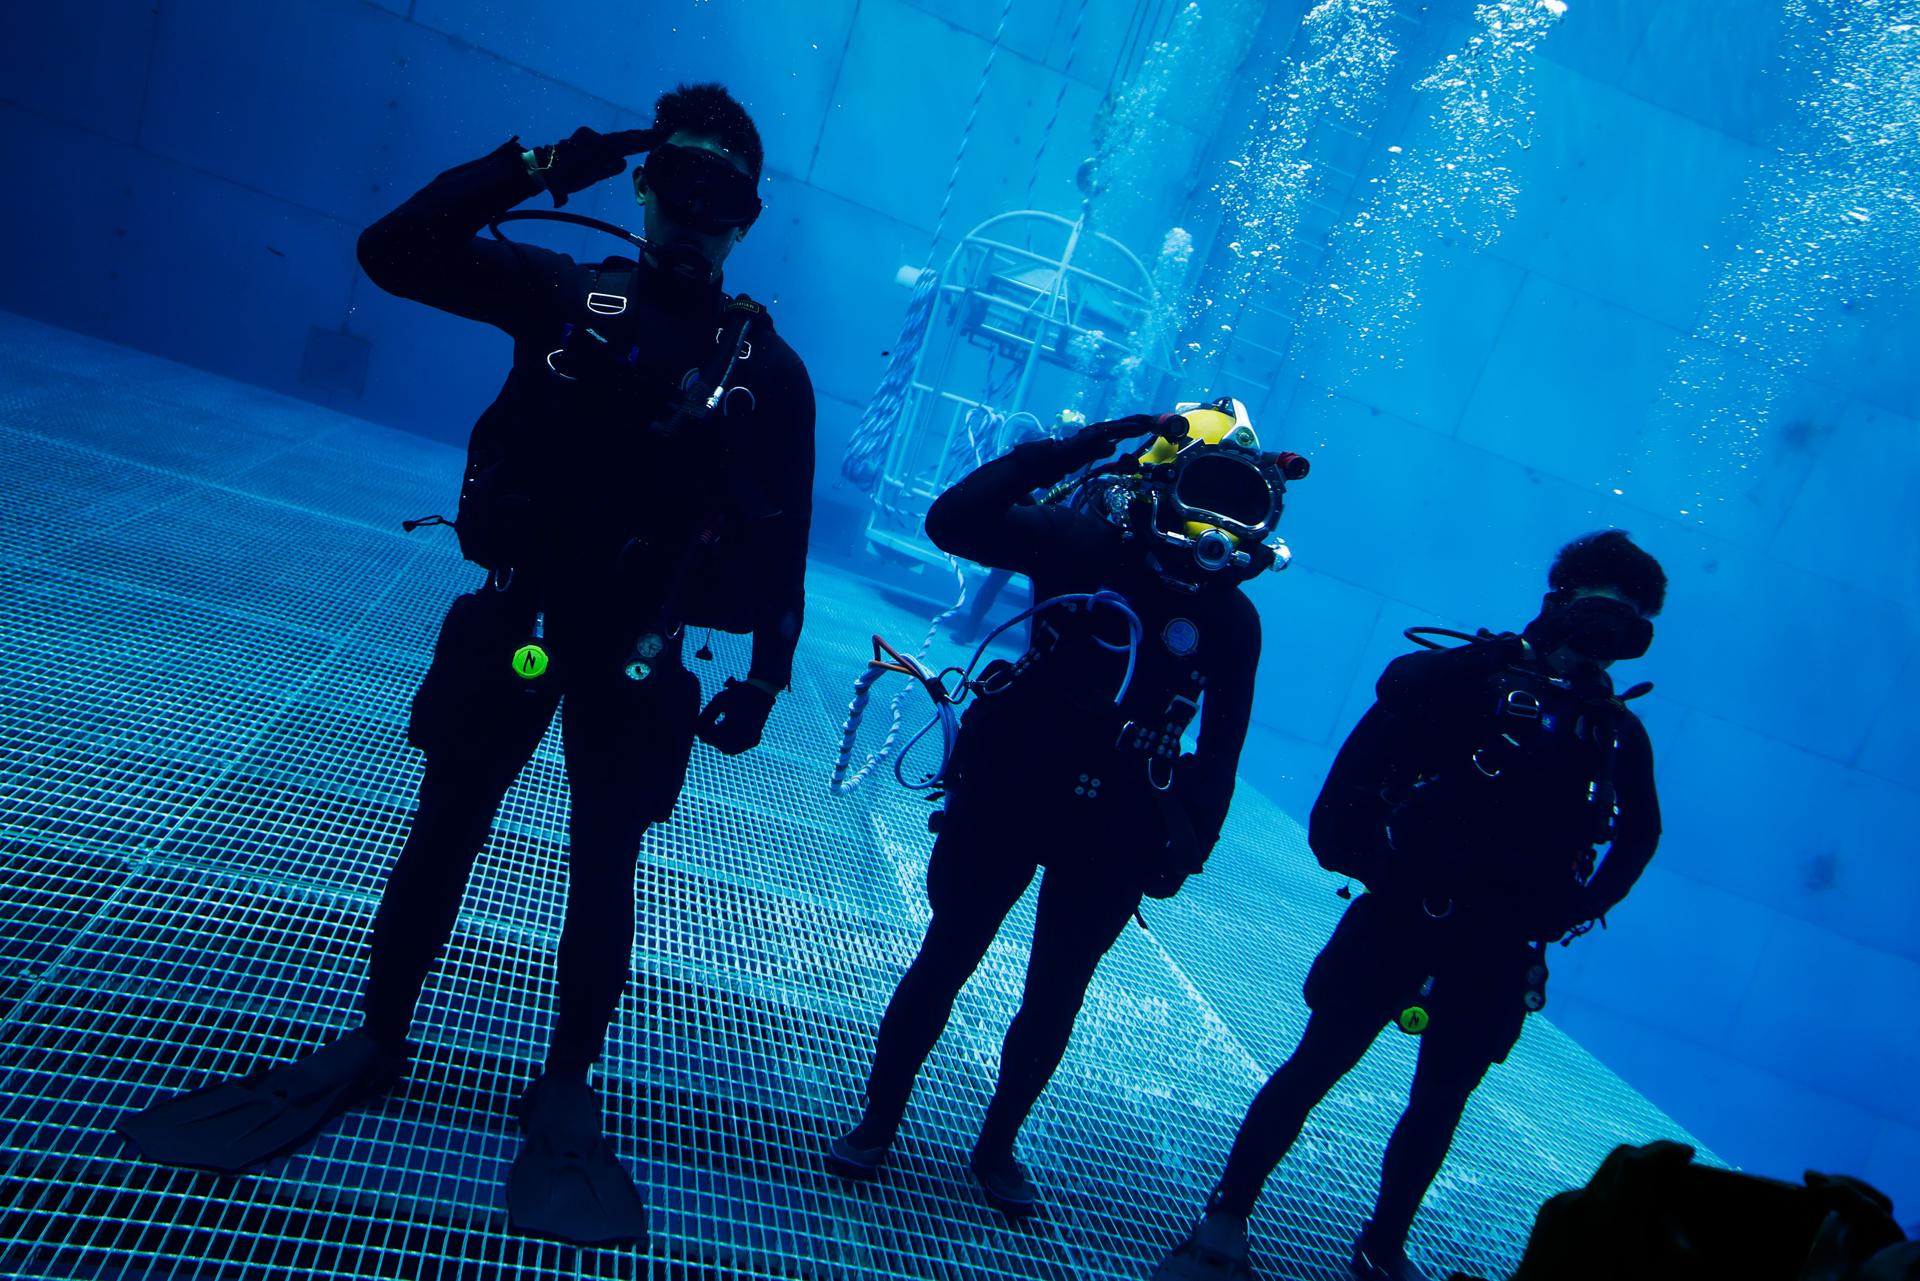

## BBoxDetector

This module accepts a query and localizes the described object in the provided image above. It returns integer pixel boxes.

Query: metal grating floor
[0,310,1710,1280]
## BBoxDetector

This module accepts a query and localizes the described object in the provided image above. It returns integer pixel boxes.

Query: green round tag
[512,644,550,680]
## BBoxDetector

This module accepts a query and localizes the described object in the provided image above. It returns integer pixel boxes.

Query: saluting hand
[1086,412,1188,447]
[526,125,665,207]
[1052,412,1190,472]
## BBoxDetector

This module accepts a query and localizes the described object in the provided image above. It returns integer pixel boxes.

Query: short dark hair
[653,82,763,181]
[1548,530,1667,617]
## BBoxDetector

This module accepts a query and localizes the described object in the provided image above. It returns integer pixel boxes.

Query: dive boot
[115,1027,412,1175]
[506,1072,649,1247]
[1152,1207,1258,1280]
[825,1127,893,1181]
[1350,1222,1432,1281]
[969,1144,1039,1220]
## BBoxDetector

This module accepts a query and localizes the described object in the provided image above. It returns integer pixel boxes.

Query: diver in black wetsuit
[826,399,1309,1220]
[1153,531,1667,1281]
[115,84,815,1247]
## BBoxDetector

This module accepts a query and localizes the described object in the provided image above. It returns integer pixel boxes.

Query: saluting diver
[115,83,815,1247]
[827,400,1309,1220]
[1153,531,1667,1281]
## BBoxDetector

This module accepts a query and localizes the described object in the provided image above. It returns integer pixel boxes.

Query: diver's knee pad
[408,590,560,762]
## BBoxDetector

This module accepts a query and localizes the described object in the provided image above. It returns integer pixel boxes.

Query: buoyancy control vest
[952,593,1208,817]
[425,256,777,633]
[1380,634,1631,906]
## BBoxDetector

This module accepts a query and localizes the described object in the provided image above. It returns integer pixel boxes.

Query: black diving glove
[525,126,663,207]
[1142,780,1213,900]
[1053,412,1189,472]
[696,678,775,755]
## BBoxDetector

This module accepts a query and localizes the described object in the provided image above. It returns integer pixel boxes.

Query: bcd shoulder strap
[1488,662,1624,846]
[584,258,637,317]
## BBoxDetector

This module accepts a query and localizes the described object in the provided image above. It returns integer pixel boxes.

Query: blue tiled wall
[6,0,1915,1227]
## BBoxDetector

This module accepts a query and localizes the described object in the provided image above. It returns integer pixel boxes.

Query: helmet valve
[1192,528,1238,573]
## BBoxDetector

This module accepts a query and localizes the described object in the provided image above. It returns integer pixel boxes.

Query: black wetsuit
[352,139,814,1074]
[1212,636,1660,1250]
[859,431,1260,1156]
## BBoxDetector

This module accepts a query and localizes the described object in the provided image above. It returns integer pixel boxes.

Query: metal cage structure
[863,211,1179,571]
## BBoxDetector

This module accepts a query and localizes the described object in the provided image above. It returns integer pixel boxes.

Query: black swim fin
[506,1073,649,1246]
[115,1027,411,1176]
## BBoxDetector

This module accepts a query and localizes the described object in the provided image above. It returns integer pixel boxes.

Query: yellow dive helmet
[1104,396,1309,579]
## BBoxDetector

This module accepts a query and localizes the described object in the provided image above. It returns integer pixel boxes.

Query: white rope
[1027,0,1092,212]
[842,0,1019,493]
[841,266,940,491]
[828,555,970,795]
[929,0,1018,258]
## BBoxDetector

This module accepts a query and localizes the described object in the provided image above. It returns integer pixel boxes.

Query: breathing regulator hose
[828,591,1143,796]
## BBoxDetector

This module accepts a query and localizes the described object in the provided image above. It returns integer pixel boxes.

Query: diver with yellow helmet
[826,398,1305,1220]
[1069,397,1308,582]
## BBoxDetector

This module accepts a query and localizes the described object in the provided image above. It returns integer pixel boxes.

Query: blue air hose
[829,590,1143,796]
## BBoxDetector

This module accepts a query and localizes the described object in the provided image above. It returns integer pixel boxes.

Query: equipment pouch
[455,462,539,571]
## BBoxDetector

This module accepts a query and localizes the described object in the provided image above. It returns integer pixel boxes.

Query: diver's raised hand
[1053,412,1188,471]
[1087,412,1187,446]
[526,126,665,207]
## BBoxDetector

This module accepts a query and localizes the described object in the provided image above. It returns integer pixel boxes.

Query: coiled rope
[840,268,939,490]
[826,553,970,794]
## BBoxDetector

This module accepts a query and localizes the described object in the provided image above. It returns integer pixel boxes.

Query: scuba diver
[1152,531,1667,1281]
[114,84,815,1247]
[826,399,1309,1220]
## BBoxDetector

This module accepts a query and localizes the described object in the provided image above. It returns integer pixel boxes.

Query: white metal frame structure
[864,211,1175,571]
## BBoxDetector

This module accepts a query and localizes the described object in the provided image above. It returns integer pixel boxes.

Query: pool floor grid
[0,311,1706,1281]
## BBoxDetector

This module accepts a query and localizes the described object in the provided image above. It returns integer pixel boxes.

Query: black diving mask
[1528,593,1654,662]
[636,143,763,234]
